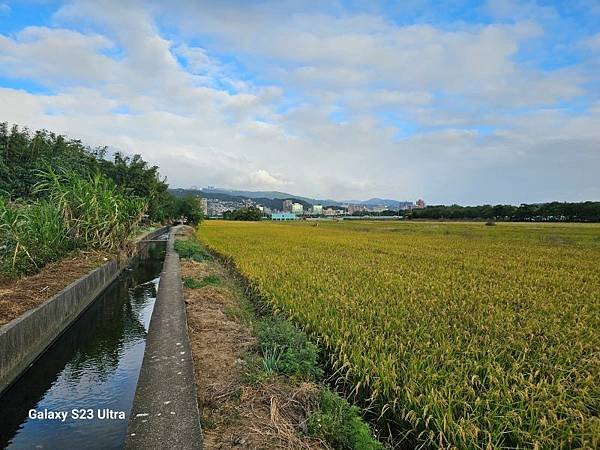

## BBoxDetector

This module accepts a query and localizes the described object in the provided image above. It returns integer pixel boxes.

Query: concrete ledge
[126,232,202,450]
[0,226,168,395]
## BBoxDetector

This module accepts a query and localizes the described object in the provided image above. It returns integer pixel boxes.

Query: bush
[223,207,262,221]
[256,318,322,380]
[307,388,383,450]
[174,195,204,225]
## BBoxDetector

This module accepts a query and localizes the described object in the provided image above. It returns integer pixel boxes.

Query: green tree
[223,207,262,221]
[174,195,204,225]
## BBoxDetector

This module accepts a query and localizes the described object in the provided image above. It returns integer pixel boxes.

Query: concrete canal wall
[0,227,168,395]
[126,230,202,449]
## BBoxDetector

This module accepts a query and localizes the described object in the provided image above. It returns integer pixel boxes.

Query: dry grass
[0,250,112,326]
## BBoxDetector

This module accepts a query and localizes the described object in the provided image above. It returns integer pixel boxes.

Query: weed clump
[307,388,383,450]
[1,169,144,277]
[256,318,322,381]
[174,239,209,261]
[183,275,220,289]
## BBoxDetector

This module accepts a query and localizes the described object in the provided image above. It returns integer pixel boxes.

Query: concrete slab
[126,231,203,449]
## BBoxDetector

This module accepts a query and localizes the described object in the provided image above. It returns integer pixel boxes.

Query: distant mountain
[200,187,340,206]
[360,198,412,208]
[168,188,313,210]
[170,187,413,208]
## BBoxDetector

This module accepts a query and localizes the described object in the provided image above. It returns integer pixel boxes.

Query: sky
[0,0,599,205]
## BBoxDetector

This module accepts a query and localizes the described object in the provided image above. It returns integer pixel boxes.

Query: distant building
[200,198,208,215]
[369,205,387,213]
[323,208,338,216]
[312,204,323,215]
[291,202,303,214]
[398,201,415,210]
[282,200,293,212]
[271,212,297,221]
[347,204,365,214]
[415,199,426,209]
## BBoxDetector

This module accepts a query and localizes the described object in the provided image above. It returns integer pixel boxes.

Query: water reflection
[0,241,165,450]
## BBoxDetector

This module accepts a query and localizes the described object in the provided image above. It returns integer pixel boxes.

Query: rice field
[198,220,600,449]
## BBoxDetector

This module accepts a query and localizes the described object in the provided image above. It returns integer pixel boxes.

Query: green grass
[0,198,72,276]
[174,238,210,261]
[183,274,220,289]
[256,317,323,381]
[1,169,145,277]
[307,388,384,450]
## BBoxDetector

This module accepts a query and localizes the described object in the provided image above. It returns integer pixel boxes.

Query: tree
[174,195,204,225]
[0,122,178,224]
[223,207,262,221]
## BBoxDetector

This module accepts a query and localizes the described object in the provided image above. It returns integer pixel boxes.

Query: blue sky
[1,0,599,204]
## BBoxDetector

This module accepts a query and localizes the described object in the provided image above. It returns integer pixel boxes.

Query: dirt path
[181,256,327,449]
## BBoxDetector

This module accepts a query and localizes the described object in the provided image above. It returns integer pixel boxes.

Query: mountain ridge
[171,187,413,208]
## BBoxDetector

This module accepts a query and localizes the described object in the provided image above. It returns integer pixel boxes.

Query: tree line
[404,202,600,222]
[0,122,203,224]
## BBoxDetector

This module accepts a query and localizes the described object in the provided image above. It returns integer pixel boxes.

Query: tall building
[282,199,293,212]
[415,199,426,209]
[200,198,208,215]
[291,202,303,215]
[347,204,365,214]
[312,204,323,215]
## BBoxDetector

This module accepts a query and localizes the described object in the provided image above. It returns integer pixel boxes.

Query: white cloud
[248,169,292,187]
[0,0,598,204]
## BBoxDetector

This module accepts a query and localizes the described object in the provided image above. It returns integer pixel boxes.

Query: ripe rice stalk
[198,220,600,449]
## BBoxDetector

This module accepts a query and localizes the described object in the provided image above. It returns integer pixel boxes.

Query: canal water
[0,239,166,450]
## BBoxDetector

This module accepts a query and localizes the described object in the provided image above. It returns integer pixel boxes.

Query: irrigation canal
[0,238,167,449]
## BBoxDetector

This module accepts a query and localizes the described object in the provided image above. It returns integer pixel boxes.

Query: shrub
[307,388,383,450]
[256,318,322,380]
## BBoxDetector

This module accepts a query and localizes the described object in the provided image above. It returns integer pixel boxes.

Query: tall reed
[0,169,147,278]
[35,168,146,251]
[0,198,71,276]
